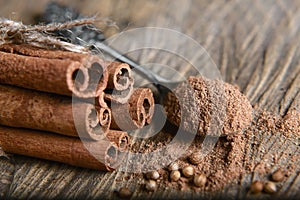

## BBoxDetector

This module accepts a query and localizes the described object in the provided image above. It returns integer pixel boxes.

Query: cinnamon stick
[0,44,108,98]
[0,125,122,171]
[104,62,134,104]
[95,106,112,137]
[106,130,130,152]
[0,84,110,140]
[111,88,155,130]
[139,88,155,124]
[96,91,108,108]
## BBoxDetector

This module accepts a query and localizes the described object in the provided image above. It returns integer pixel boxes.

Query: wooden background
[0,0,299,199]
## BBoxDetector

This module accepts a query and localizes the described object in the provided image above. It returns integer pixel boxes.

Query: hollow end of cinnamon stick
[80,139,121,171]
[110,88,154,130]
[110,104,146,131]
[68,56,108,98]
[135,88,155,124]
[97,106,112,135]
[73,103,108,141]
[105,130,130,152]
[104,62,134,104]
[106,62,132,90]
[67,64,90,95]
[84,140,125,171]
[119,135,130,152]
[86,56,108,94]
[96,92,107,108]
[106,145,119,170]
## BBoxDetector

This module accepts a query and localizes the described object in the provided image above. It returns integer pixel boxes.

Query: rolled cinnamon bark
[105,130,130,152]
[0,125,122,171]
[110,88,155,130]
[73,103,112,140]
[96,91,108,108]
[0,44,108,98]
[0,44,89,60]
[139,88,155,124]
[0,84,110,140]
[95,106,111,136]
[104,62,134,104]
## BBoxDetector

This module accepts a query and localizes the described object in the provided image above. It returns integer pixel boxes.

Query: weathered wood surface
[0,0,299,199]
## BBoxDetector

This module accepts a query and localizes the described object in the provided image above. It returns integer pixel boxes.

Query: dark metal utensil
[41,2,179,103]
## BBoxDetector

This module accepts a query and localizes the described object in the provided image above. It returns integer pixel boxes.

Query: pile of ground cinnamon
[127,76,299,192]
[164,76,253,136]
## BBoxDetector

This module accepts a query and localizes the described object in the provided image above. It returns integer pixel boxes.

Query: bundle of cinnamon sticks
[0,44,155,171]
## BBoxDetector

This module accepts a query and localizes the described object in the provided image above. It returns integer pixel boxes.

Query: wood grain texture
[0,0,299,199]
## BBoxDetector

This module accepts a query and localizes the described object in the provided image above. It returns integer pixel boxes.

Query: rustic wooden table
[0,0,299,199]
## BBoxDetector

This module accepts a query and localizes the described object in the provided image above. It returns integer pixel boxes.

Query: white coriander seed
[145,180,157,191]
[182,166,194,178]
[264,181,277,194]
[146,171,160,180]
[170,170,181,181]
[168,162,179,171]
[194,174,207,187]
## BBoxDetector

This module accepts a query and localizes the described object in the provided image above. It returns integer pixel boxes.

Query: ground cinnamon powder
[127,76,299,192]
[164,76,253,136]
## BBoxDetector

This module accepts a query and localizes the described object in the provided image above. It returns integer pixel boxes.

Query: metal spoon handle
[94,42,159,85]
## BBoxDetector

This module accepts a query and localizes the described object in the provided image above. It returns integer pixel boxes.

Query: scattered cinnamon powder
[253,108,299,137]
[128,130,246,191]
[126,76,299,192]
[278,109,300,137]
[177,133,246,191]
[243,108,300,176]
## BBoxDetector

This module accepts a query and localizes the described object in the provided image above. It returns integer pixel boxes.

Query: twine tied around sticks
[0,17,116,53]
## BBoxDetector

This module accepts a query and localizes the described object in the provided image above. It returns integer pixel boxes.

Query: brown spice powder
[164,76,253,136]
[128,109,299,192]
[127,76,299,192]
